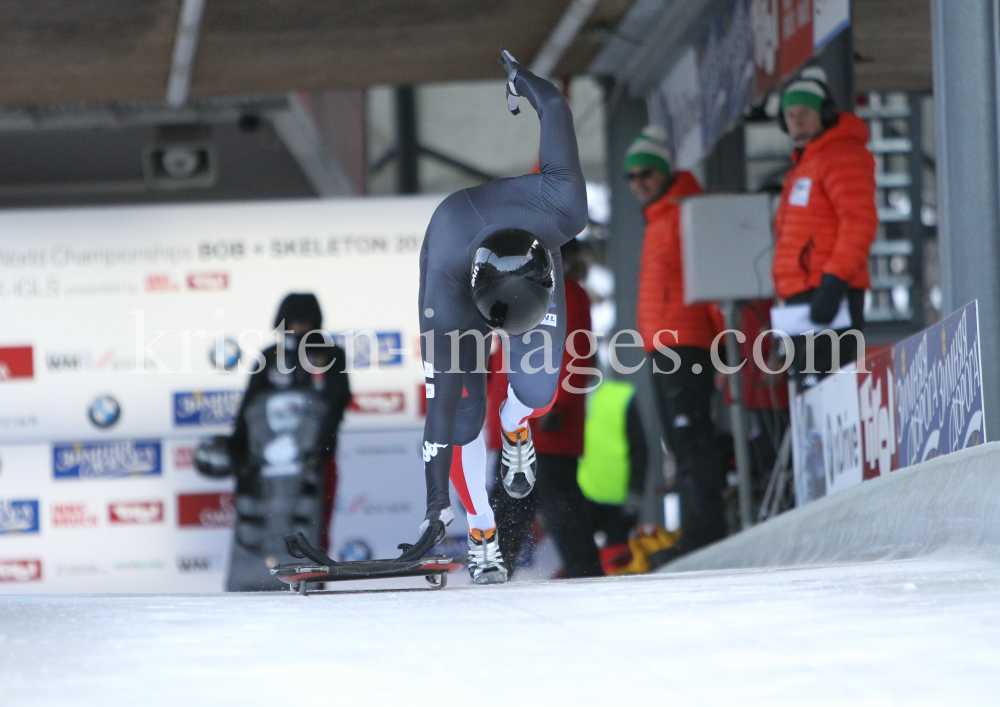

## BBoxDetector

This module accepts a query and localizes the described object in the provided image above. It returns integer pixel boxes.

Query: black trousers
[586,500,633,547]
[490,452,604,579]
[650,346,727,554]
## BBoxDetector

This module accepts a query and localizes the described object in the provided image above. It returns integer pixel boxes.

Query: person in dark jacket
[225,293,350,591]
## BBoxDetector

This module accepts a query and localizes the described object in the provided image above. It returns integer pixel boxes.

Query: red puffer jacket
[636,171,723,352]
[772,112,878,299]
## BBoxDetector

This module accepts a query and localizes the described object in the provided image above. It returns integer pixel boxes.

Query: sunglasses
[625,168,655,182]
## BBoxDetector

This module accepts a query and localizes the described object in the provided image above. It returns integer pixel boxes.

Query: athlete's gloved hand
[810,273,848,326]
[499,47,522,115]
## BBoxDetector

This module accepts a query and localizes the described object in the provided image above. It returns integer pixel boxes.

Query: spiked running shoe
[500,420,537,499]
[468,527,508,585]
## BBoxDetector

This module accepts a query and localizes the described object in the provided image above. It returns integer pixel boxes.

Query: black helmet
[472,229,554,335]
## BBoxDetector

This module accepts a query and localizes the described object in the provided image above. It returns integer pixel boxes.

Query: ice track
[3,557,1000,706]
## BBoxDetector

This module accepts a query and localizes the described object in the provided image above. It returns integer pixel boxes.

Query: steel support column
[605,88,665,525]
[395,86,419,194]
[930,0,1000,441]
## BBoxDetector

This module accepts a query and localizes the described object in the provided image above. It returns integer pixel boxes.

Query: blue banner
[173,390,243,427]
[894,302,985,468]
[0,500,40,534]
[697,0,754,153]
[53,440,162,479]
[331,331,404,368]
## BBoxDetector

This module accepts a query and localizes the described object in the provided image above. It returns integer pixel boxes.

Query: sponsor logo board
[112,559,165,571]
[145,274,179,292]
[331,331,404,368]
[51,502,99,529]
[45,350,134,373]
[349,391,405,414]
[173,390,243,427]
[0,346,33,381]
[0,500,40,534]
[173,445,196,470]
[208,337,241,372]
[55,562,108,577]
[858,347,897,480]
[186,272,229,291]
[109,501,164,525]
[0,559,42,582]
[88,395,122,429]
[177,492,235,528]
[895,302,985,468]
[176,555,223,573]
[53,440,162,480]
[0,414,38,429]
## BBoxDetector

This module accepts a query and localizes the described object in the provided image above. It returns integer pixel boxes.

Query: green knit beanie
[624,125,672,177]
[781,67,829,113]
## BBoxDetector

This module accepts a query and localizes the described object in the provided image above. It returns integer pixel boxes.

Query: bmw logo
[209,337,241,372]
[337,539,374,562]
[88,395,121,429]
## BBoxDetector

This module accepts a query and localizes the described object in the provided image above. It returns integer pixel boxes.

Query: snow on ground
[2,557,1000,706]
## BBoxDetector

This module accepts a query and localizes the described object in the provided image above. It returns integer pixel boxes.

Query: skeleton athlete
[397,50,588,584]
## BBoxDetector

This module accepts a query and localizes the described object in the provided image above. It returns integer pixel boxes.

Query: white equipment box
[680,193,775,303]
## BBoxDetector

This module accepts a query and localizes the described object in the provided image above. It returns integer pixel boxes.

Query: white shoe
[500,410,537,499]
[468,527,508,585]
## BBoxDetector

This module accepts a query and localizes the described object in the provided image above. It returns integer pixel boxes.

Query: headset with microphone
[777,66,839,133]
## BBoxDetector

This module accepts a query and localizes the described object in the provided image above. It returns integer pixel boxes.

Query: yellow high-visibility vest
[577,379,634,505]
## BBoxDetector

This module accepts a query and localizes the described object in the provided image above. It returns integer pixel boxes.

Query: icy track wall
[0,197,449,593]
[665,440,1000,572]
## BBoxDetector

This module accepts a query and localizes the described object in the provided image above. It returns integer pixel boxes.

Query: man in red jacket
[629,126,727,556]
[773,66,877,386]
[487,238,604,578]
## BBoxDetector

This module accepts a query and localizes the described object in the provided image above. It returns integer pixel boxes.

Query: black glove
[810,273,848,326]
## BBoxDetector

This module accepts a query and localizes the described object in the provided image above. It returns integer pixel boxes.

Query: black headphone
[777,75,839,133]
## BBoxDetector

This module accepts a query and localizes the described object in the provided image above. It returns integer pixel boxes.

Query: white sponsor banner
[0,196,444,592]
[791,381,826,506]
[791,368,863,505]
[0,196,440,444]
[819,366,862,496]
[0,437,233,593]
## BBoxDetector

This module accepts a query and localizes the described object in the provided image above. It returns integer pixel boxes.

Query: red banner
[0,346,33,381]
[857,347,898,480]
[778,0,813,76]
[753,0,815,98]
[177,493,235,528]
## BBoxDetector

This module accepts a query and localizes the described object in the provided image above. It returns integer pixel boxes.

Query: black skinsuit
[418,65,588,522]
